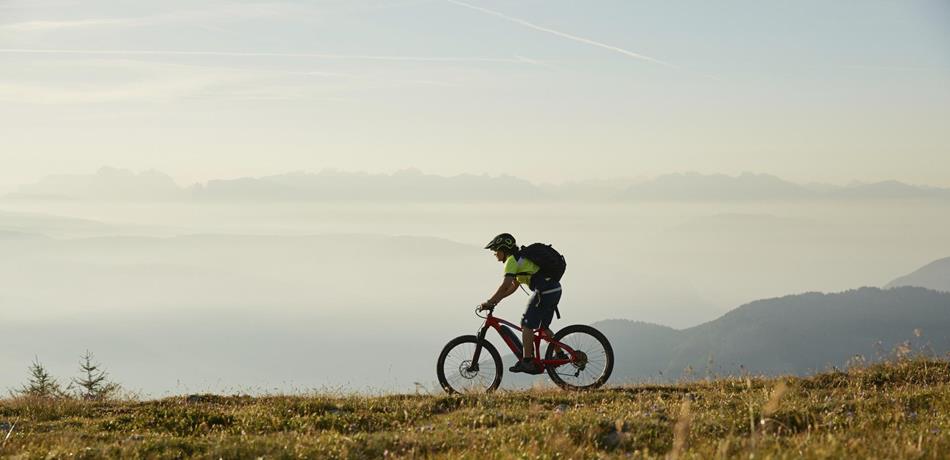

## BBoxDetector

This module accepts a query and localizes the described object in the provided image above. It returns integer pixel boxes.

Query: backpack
[518,243,567,283]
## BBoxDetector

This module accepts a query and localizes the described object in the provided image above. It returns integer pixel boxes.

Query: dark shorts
[521,279,562,330]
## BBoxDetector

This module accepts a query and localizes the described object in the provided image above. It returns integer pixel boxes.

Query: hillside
[599,287,950,383]
[2,359,948,458]
[887,257,950,292]
[0,210,113,238]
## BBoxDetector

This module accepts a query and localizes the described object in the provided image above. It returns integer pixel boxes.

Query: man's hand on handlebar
[478,301,496,311]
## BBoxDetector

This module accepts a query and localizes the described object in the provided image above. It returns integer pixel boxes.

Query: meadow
[2,358,948,459]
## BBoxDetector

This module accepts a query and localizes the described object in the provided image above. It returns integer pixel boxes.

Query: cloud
[0,47,531,64]
[0,18,136,32]
[0,77,223,104]
[0,2,324,32]
[513,54,563,71]
[0,57,460,104]
[446,0,676,68]
[0,58,254,104]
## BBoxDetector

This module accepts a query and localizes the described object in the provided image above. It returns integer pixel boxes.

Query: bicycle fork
[466,324,491,373]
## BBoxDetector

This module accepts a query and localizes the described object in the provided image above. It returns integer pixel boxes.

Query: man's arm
[484,276,519,307]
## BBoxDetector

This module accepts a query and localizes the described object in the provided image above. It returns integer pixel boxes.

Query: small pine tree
[71,350,120,400]
[18,357,64,398]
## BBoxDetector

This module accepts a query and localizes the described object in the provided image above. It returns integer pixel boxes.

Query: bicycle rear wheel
[545,324,613,390]
[437,335,503,394]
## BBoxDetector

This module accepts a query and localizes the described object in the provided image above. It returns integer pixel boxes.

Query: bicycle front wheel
[437,335,503,394]
[545,324,613,390]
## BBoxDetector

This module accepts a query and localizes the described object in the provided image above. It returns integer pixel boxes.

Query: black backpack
[518,243,567,283]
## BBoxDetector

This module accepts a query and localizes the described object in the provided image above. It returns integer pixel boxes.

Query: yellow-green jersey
[503,255,540,286]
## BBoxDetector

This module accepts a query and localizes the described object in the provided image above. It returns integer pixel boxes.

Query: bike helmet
[485,233,517,253]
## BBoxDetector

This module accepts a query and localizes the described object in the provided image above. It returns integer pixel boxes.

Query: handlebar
[475,304,495,318]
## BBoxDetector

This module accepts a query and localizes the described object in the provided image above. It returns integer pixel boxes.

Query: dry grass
[1,358,949,459]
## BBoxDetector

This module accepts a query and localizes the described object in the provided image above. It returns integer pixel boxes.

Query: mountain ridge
[886,256,950,292]
[7,167,950,202]
[591,286,950,384]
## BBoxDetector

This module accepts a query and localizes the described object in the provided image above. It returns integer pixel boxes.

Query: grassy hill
[2,358,948,459]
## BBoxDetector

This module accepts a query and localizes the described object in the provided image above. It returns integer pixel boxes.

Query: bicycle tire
[437,335,503,394]
[544,324,613,390]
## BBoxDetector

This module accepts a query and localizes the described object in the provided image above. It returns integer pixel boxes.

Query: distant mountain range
[9,167,186,201]
[886,257,950,292]
[617,173,950,202]
[6,168,950,202]
[591,286,950,384]
[190,169,545,202]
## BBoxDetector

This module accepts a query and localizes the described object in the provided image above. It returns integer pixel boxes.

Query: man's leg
[522,326,535,360]
[512,284,557,373]
[521,290,541,360]
[523,327,559,360]
[538,282,563,357]
[511,289,545,374]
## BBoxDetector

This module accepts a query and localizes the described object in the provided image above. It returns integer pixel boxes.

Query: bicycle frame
[468,309,577,372]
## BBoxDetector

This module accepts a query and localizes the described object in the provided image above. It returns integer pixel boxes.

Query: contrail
[446,0,676,69]
[0,48,529,64]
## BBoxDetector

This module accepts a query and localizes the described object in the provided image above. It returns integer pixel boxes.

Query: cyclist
[480,233,562,374]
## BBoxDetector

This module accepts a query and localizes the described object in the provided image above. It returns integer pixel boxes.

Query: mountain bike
[436,305,613,394]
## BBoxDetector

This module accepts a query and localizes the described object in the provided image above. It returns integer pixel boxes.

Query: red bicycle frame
[469,309,577,372]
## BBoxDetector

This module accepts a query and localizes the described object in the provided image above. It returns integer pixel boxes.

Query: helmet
[485,233,517,252]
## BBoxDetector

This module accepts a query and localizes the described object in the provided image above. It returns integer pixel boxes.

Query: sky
[1,0,949,187]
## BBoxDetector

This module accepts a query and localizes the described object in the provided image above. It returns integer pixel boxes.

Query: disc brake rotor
[459,360,478,379]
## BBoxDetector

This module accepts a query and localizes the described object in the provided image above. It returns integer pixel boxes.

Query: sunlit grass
[2,357,948,458]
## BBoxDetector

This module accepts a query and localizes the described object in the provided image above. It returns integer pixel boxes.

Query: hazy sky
[1,0,948,187]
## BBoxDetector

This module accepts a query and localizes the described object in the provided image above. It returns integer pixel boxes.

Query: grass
[2,358,949,459]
